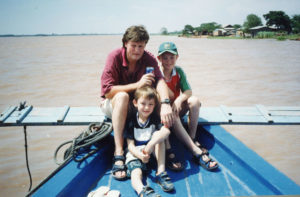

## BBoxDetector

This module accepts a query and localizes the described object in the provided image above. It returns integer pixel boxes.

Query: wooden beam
[255,105,273,123]
[0,106,17,123]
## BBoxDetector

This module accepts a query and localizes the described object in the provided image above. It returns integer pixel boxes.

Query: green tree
[243,14,263,32]
[160,27,168,35]
[291,14,300,33]
[263,11,292,33]
[198,22,221,34]
[233,24,242,29]
[183,24,194,35]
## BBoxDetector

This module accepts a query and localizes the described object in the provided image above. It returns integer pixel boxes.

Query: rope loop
[54,121,112,165]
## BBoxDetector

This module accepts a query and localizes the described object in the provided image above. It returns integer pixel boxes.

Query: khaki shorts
[100,99,113,119]
[100,98,135,120]
[125,145,145,164]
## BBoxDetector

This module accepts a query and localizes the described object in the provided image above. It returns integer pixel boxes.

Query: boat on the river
[1,104,300,196]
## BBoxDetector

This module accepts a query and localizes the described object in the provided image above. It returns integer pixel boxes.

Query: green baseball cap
[158,42,178,56]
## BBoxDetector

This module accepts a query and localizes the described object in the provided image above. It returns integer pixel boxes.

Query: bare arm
[173,90,192,115]
[127,139,150,163]
[143,126,170,154]
[105,83,138,99]
[156,79,174,128]
[168,87,175,101]
[105,73,155,99]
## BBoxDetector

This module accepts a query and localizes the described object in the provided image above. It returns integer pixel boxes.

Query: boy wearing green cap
[157,42,218,171]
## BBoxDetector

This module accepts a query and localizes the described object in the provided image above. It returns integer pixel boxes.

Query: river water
[0,35,299,196]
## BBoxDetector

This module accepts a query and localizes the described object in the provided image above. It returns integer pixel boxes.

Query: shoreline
[2,33,299,41]
[178,34,300,41]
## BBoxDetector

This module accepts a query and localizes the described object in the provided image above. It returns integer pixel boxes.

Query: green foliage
[276,36,286,41]
[243,14,263,33]
[197,22,221,34]
[256,31,275,38]
[263,11,292,33]
[291,15,300,33]
[183,25,194,35]
[160,27,168,35]
[233,24,242,29]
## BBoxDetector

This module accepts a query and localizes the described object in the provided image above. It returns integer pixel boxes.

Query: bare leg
[186,96,201,140]
[111,92,129,179]
[143,127,170,155]
[165,136,183,170]
[131,168,144,195]
[180,98,204,150]
[155,142,166,175]
[165,138,171,150]
[172,117,200,154]
[173,118,217,168]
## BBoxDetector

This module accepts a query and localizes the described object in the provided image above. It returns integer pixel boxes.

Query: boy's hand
[160,104,174,128]
[139,149,150,163]
[172,99,182,117]
[137,73,155,88]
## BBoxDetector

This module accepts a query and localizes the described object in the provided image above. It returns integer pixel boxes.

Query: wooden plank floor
[1,105,300,127]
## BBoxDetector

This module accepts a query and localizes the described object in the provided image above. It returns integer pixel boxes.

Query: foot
[112,155,127,180]
[193,139,208,155]
[193,153,218,171]
[156,171,174,192]
[138,186,160,197]
[166,149,184,171]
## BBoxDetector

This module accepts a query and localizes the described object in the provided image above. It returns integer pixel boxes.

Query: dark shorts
[126,159,147,178]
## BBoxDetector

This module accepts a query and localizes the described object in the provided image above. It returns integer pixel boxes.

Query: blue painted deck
[28,125,300,197]
[2,105,300,196]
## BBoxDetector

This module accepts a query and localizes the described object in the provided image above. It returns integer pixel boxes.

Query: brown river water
[0,35,299,196]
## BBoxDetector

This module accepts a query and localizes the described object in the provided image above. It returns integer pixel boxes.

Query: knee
[114,92,129,105]
[161,127,171,137]
[188,96,201,108]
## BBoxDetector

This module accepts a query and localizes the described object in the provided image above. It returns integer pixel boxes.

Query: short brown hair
[122,25,149,47]
[134,86,160,114]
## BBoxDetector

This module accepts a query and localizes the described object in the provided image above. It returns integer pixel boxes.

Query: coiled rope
[54,122,113,165]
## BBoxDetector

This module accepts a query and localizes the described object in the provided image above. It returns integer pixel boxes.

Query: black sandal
[193,153,218,171]
[193,139,209,155]
[112,155,127,181]
[166,149,185,171]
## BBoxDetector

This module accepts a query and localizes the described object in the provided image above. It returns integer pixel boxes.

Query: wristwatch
[161,98,171,104]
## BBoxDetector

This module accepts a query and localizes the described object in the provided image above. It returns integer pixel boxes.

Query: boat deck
[29,125,300,196]
[2,104,300,196]
[1,104,300,126]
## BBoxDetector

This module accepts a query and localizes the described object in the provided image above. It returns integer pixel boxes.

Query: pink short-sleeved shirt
[100,47,163,98]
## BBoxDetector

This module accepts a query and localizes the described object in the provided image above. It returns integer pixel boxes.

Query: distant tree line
[160,11,300,35]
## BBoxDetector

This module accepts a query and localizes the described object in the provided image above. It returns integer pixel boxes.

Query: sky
[1,0,300,35]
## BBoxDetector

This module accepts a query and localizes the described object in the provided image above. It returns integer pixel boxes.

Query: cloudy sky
[1,0,300,35]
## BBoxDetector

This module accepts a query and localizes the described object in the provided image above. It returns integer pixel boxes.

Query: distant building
[212,25,238,37]
[223,25,236,36]
[235,28,244,37]
[213,29,227,36]
[249,25,277,37]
